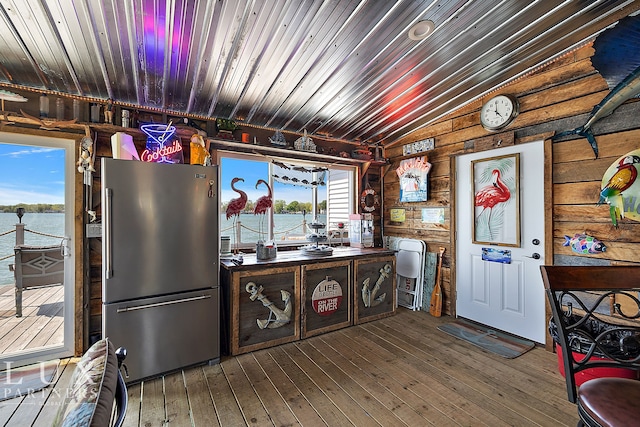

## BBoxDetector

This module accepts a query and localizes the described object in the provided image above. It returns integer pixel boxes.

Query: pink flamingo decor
[474,169,511,237]
[226,177,248,252]
[254,179,273,241]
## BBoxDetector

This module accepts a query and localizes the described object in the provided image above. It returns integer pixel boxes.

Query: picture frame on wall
[397,157,431,203]
[472,153,520,247]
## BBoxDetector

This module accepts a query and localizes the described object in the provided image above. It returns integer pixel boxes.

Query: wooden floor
[0,284,64,355]
[1,308,579,426]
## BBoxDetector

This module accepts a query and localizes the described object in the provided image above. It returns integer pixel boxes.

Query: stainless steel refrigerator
[101,158,220,383]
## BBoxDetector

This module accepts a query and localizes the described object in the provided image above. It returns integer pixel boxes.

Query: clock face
[480,95,518,131]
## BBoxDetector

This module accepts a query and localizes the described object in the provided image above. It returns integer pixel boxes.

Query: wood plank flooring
[126,309,579,426]
[0,284,64,355]
[1,308,580,426]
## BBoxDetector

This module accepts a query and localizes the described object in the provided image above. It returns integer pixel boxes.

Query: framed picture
[397,157,431,202]
[472,153,520,247]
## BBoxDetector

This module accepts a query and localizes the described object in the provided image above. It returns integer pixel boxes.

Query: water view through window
[220,155,336,247]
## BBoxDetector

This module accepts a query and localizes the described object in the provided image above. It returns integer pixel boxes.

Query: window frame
[218,149,357,250]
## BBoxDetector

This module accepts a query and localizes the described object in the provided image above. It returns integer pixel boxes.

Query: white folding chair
[396,238,426,310]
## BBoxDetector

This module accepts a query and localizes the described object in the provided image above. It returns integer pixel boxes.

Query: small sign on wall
[390,208,406,223]
[421,208,445,224]
[403,138,435,156]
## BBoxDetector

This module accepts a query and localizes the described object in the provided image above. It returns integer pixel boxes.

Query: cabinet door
[301,260,351,338]
[354,256,396,324]
[232,266,300,355]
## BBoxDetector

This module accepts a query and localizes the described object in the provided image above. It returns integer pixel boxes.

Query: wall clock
[480,94,519,131]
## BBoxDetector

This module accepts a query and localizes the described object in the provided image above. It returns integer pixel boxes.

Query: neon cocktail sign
[140,122,183,163]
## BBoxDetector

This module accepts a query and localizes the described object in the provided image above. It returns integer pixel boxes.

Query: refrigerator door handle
[104,188,113,279]
[116,294,212,313]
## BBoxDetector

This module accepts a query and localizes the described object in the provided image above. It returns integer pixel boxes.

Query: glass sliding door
[0,132,75,367]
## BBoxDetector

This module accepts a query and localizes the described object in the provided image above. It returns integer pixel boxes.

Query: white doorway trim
[0,131,76,366]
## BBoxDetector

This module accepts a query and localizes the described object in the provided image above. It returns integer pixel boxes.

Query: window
[220,151,355,249]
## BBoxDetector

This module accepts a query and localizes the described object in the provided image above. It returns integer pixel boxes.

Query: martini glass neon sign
[140,122,183,163]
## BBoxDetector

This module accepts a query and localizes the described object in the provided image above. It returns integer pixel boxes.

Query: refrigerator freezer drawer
[103,287,219,383]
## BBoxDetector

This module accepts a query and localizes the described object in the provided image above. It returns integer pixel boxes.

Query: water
[0,213,66,285]
[220,213,327,244]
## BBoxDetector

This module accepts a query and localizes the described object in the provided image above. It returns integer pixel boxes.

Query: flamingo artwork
[226,177,247,253]
[474,169,511,237]
[253,179,273,240]
[226,177,248,219]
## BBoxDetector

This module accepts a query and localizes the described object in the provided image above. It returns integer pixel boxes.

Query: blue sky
[0,143,65,205]
[221,157,315,204]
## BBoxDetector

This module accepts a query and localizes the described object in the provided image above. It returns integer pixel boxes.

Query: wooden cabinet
[221,248,395,355]
[354,255,396,324]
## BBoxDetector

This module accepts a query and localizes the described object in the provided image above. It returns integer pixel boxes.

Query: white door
[0,132,75,367]
[456,141,546,343]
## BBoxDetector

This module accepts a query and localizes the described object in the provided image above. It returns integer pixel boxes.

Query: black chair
[541,265,640,427]
[10,244,64,317]
[113,347,128,427]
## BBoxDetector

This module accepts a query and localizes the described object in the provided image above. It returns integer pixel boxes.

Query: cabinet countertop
[221,247,394,271]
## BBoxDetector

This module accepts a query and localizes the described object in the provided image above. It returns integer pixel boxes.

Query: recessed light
[408,20,435,40]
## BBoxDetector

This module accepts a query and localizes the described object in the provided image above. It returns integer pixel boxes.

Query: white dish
[300,245,333,256]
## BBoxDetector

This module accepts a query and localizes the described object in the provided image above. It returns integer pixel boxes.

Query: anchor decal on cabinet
[246,282,292,329]
[362,264,392,307]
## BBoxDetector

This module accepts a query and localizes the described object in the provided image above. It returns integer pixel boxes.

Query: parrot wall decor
[598,148,640,227]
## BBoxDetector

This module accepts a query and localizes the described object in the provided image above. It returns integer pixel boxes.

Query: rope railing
[273,222,306,235]
[220,224,234,233]
[225,220,308,245]
[239,223,261,234]
[24,228,65,239]
[230,221,307,235]
[0,227,64,240]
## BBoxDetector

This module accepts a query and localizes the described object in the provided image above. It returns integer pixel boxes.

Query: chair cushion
[578,377,640,426]
[52,338,119,427]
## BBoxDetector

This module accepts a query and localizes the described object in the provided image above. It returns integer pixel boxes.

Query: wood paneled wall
[382,44,640,317]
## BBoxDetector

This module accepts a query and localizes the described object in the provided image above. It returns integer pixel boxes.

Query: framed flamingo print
[472,153,520,247]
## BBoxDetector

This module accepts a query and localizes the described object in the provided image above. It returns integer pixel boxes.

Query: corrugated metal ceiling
[0,0,639,146]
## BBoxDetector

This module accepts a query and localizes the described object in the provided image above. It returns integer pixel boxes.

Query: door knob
[524,253,541,260]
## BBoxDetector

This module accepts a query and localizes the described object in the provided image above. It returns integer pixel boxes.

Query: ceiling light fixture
[408,20,435,40]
